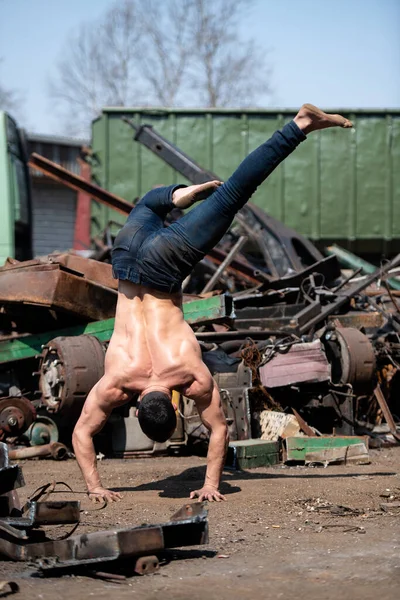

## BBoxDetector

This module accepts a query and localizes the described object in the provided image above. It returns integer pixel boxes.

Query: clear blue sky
[1,0,399,135]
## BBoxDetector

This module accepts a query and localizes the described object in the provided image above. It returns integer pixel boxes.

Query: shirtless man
[72,104,352,503]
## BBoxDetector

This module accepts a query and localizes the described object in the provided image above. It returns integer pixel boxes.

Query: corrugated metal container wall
[31,183,76,256]
[91,108,400,256]
[27,136,84,257]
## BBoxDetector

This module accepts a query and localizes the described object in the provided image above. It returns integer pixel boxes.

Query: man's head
[137,391,177,443]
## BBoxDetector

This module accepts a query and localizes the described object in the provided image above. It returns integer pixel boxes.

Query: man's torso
[106,281,212,400]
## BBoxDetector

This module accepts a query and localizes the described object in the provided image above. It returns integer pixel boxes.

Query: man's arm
[72,379,123,503]
[190,381,229,502]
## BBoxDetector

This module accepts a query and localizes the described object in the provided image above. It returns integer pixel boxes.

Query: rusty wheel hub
[39,335,105,416]
[0,397,36,441]
[324,327,376,394]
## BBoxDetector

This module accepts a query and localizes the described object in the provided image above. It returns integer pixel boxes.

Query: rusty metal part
[1,499,80,529]
[0,442,25,497]
[0,397,36,441]
[291,408,315,436]
[0,581,19,595]
[45,253,118,290]
[374,384,400,442]
[0,502,208,566]
[264,255,341,291]
[259,340,331,389]
[0,253,117,291]
[134,555,160,575]
[201,236,248,293]
[234,301,321,334]
[331,267,363,293]
[40,335,105,415]
[327,311,384,330]
[214,363,253,440]
[206,247,263,285]
[299,252,400,334]
[8,442,68,461]
[29,153,134,216]
[25,415,59,446]
[1,442,79,539]
[0,261,117,322]
[27,501,80,525]
[196,330,294,341]
[325,327,376,394]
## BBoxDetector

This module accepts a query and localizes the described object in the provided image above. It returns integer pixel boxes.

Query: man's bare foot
[172,180,223,209]
[294,104,353,135]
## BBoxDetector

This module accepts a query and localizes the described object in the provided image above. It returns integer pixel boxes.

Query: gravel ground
[1,447,399,600]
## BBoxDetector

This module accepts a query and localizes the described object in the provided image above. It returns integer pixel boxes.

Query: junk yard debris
[0,112,399,597]
[1,121,399,460]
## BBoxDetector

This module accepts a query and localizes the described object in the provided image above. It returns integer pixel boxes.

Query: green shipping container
[91,108,400,257]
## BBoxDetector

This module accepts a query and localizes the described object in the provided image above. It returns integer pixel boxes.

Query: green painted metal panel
[285,436,368,462]
[91,115,110,238]
[0,319,115,365]
[0,112,14,265]
[90,108,400,250]
[392,118,400,237]
[175,113,213,180]
[0,294,231,364]
[356,118,387,239]
[320,127,353,239]
[228,439,280,469]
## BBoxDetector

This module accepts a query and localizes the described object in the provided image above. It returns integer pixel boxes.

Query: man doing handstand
[72,104,352,502]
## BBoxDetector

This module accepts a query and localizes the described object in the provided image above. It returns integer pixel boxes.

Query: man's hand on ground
[190,486,226,502]
[88,487,123,503]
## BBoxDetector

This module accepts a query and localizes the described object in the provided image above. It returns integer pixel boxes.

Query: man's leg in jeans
[171,104,353,256]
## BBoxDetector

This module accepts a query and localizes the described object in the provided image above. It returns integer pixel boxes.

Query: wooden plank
[285,436,369,462]
[305,442,370,465]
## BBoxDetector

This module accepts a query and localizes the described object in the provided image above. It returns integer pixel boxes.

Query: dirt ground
[1,447,399,600]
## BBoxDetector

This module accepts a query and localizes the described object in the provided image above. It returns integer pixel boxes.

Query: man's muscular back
[106,280,212,401]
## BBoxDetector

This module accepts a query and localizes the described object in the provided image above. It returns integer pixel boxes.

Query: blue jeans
[111,121,306,293]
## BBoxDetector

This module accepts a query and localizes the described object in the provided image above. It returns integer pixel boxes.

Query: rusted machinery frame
[1,500,81,528]
[0,502,208,566]
[299,253,400,334]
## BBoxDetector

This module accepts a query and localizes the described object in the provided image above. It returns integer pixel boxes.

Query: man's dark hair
[137,392,177,443]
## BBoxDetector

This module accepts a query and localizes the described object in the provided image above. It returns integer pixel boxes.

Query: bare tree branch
[48,1,147,135]
[188,0,271,107]
[48,0,272,135]
[136,0,195,105]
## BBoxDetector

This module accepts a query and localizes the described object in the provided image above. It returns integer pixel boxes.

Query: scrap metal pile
[0,122,399,458]
[0,441,208,572]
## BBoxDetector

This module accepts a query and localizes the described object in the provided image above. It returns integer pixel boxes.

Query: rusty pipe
[8,442,68,461]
